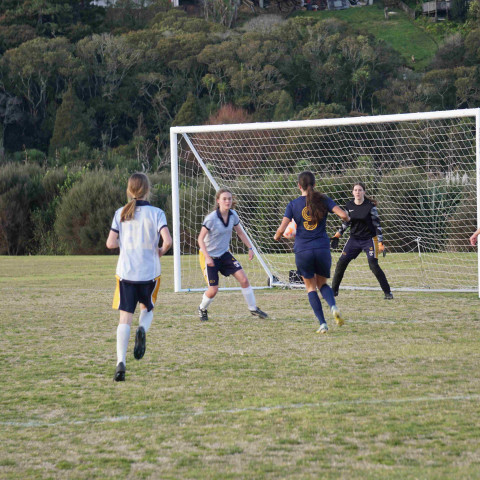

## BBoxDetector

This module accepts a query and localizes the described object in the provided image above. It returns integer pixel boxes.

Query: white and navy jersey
[111,200,168,282]
[337,198,383,242]
[202,208,240,258]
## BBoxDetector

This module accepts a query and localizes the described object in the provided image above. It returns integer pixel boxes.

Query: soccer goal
[170,109,480,296]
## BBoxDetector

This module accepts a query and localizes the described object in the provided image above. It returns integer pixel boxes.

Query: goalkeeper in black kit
[330,182,393,300]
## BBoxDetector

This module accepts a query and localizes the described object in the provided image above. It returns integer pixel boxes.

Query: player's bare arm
[234,224,254,261]
[158,227,172,257]
[106,230,119,249]
[198,226,214,266]
[470,227,480,246]
[332,205,350,223]
[274,217,291,241]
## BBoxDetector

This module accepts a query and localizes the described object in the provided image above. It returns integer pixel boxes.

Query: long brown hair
[120,173,151,222]
[353,181,376,206]
[215,188,236,210]
[298,171,327,224]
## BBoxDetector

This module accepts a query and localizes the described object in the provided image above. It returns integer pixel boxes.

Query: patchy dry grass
[0,256,479,479]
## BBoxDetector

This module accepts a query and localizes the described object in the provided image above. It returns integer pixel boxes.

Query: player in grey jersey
[197,188,268,322]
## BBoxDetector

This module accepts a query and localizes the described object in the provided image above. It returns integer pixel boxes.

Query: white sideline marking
[3,394,480,428]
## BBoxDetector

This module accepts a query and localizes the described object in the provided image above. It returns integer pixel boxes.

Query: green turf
[1,256,479,479]
[295,4,440,70]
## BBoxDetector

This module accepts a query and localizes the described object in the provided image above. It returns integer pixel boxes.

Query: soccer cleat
[316,323,328,334]
[250,307,268,319]
[198,307,209,322]
[331,305,344,326]
[384,292,394,300]
[134,326,146,360]
[114,362,126,382]
[333,289,339,297]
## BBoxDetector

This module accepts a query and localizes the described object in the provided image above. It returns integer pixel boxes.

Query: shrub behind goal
[170,109,479,295]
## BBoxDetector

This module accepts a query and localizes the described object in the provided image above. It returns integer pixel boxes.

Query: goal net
[170,109,479,294]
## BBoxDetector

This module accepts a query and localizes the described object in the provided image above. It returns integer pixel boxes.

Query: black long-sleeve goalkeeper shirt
[337,198,384,242]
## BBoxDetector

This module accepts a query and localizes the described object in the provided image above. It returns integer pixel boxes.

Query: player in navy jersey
[274,171,350,334]
[106,173,172,382]
[197,188,268,322]
[330,182,393,299]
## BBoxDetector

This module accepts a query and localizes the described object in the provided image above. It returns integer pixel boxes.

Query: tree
[49,84,91,155]
[273,90,294,121]
[172,92,200,127]
[0,0,104,40]
[294,102,347,120]
[0,36,81,121]
[451,0,469,21]
[76,33,143,100]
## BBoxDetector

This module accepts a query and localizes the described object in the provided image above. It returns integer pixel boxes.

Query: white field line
[3,394,480,429]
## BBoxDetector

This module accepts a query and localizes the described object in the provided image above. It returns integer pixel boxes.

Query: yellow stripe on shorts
[198,251,209,286]
[372,236,379,259]
[151,276,161,305]
[112,275,121,310]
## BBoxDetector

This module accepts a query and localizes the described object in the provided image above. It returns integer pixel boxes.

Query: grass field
[296,3,440,70]
[1,256,480,479]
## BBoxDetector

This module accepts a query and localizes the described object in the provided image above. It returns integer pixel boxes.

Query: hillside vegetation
[297,3,441,70]
[1,1,480,255]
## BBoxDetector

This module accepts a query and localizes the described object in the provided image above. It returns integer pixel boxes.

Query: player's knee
[368,258,381,274]
[207,286,218,297]
[336,256,350,269]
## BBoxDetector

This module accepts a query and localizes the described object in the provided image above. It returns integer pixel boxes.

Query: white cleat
[316,323,329,334]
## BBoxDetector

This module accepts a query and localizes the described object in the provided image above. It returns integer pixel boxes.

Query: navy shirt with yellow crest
[284,195,337,253]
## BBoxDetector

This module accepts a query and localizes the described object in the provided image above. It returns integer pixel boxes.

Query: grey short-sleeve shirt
[202,209,240,257]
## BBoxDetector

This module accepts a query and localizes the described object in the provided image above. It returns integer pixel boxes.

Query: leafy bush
[376,167,470,252]
[30,168,81,254]
[0,163,45,254]
[55,171,126,254]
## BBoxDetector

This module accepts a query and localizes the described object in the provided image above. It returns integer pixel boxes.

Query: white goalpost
[170,109,480,296]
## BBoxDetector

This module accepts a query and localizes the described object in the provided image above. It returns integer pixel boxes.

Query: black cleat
[114,362,126,382]
[333,289,339,297]
[384,292,394,300]
[134,326,146,360]
[198,307,209,322]
[250,307,268,319]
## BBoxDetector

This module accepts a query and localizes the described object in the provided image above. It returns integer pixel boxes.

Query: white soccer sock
[139,309,153,333]
[116,323,130,365]
[242,286,257,311]
[199,293,214,310]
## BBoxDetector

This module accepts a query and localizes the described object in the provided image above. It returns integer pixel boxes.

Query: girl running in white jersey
[106,173,172,382]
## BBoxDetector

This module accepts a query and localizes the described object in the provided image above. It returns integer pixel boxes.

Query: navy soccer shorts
[341,236,379,261]
[199,251,243,287]
[295,248,331,279]
[112,276,161,313]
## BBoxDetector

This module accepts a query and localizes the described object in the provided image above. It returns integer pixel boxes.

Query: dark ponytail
[298,171,327,225]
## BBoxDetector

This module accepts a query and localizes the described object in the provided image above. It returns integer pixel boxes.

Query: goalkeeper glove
[330,233,341,249]
[378,242,386,257]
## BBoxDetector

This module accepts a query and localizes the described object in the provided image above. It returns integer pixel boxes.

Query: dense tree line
[2,0,480,167]
[1,1,480,255]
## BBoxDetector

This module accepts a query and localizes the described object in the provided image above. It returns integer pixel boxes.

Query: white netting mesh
[173,114,478,292]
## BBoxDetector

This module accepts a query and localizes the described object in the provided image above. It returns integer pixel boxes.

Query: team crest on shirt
[301,207,317,231]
